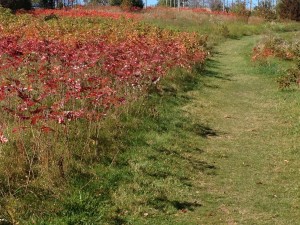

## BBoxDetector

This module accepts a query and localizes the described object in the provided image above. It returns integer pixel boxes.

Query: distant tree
[110,0,143,8]
[253,0,276,21]
[120,0,132,9]
[39,0,54,8]
[89,0,109,5]
[131,0,143,7]
[277,0,300,21]
[209,0,222,11]
[157,0,175,7]
[0,0,32,11]
[156,0,165,6]
[109,0,121,6]
[230,1,250,17]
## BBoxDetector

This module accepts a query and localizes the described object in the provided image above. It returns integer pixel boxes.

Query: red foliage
[0,29,207,135]
[27,8,139,19]
[143,7,237,17]
[252,47,275,61]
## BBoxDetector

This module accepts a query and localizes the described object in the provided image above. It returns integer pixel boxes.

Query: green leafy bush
[110,0,143,9]
[252,35,299,61]
[278,61,300,89]
[120,0,132,10]
[109,0,121,6]
[39,0,54,9]
[0,0,31,11]
[277,0,300,21]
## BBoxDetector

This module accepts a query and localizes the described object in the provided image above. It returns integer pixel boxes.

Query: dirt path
[182,36,300,224]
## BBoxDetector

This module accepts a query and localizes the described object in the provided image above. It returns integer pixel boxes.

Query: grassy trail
[182,36,300,224]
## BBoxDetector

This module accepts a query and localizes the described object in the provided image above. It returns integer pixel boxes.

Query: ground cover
[22,32,300,225]
[0,7,208,222]
[142,7,300,45]
[252,31,300,89]
[0,6,300,224]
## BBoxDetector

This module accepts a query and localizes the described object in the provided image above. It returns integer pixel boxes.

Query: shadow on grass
[206,58,221,66]
[202,58,233,81]
[181,156,217,175]
[0,218,12,225]
[171,200,202,210]
[154,145,217,176]
[149,196,202,211]
[112,217,127,225]
[229,36,241,40]
[203,69,233,81]
[144,169,172,179]
[191,123,218,138]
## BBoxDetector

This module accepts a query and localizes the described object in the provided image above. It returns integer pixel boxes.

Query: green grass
[142,11,300,47]
[8,67,210,224]
[1,14,300,224]
[4,32,299,224]
[175,35,300,224]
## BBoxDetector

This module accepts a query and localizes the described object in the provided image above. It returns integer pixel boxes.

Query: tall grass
[0,8,209,223]
[0,6,299,224]
[0,64,205,224]
[142,7,300,45]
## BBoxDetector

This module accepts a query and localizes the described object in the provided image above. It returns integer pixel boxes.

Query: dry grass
[248,16,266,24]
[142,7,242,24]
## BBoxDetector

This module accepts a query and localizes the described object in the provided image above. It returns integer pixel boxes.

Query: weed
[278,61,300,89]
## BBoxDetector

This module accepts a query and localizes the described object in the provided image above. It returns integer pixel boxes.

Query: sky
[79,0,262,7]
[146,0,157,6]
[146,0,262,8]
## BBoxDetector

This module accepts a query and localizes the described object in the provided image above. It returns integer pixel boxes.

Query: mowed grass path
[181,36,300,224]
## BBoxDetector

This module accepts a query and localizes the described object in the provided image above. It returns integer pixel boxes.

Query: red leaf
[31,115,42,125]
[41,126,54,133]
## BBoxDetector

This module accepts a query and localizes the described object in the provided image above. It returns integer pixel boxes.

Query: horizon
[145,0,265,8]
[72,0,272,8]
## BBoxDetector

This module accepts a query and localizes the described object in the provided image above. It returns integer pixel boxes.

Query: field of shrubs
[0,4,299,224]
[0,7,208,141]
[0,6,208,220]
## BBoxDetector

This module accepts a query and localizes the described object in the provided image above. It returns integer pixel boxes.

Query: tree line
[158,0,299,21]
[0,0,299,21]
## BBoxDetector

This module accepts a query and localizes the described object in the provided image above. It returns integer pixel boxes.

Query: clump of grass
[252,32,300,89]
[253,34,299,60]
[278,61,300,89]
